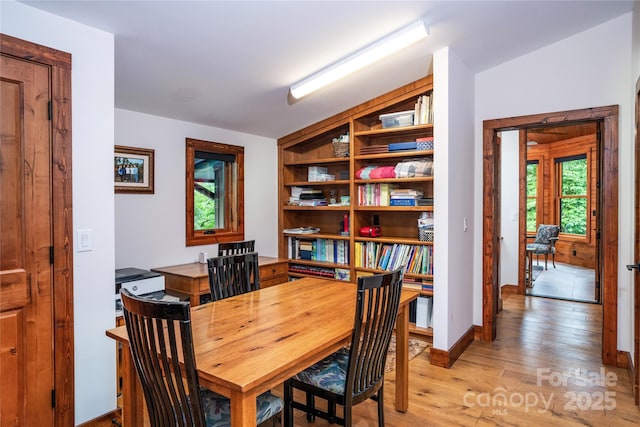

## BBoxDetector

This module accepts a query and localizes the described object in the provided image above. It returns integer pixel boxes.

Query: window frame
[525,158,542,235]
[552,151,590,242]
[185,138,244,246]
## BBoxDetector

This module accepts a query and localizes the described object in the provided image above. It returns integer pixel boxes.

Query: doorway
[0,34,74,425]
[523,123,599,303]
[482,105,619,366]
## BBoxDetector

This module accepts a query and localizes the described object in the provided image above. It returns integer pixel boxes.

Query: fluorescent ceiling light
[290,20,428,100]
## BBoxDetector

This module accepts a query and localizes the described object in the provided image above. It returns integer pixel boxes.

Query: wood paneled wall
[527,134,597,268]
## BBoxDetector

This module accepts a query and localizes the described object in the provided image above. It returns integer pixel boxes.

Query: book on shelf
[298,199,327,206]
[388,141,418,152]
[413,94,433,125]
[359,145,389,155]
[358,183,396,206]
[389,198,417,206]
[283,227,320,234]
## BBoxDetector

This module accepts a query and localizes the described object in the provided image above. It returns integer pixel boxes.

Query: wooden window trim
[185,138,244,246]
[552,150,591,243]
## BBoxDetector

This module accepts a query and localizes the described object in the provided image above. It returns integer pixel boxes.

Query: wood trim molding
[1,33,74,426]
[430,326,475,368]
[482,106,619,368]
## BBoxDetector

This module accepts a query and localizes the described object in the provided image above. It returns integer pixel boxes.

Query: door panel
[0,54,54,426]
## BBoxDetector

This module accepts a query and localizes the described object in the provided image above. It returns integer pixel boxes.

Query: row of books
[354,242,433,275]
[357,184,425,207]
[288,264,351,281]
[414,94,433,125]
[287,237,349,265]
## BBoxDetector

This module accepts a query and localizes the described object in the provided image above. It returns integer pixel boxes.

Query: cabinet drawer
[260,262,288,279]
[261,275,288,289]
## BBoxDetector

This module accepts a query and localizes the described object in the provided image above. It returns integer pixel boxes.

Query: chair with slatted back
[283,268,404,427]
[217,240,255,256]
[120,288,282,427]
[207,251,260,301]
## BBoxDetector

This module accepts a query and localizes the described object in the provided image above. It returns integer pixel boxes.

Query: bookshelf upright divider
[277,75,435,337]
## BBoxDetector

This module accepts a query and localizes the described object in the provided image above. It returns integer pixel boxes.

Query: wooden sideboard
[151,256,289,306]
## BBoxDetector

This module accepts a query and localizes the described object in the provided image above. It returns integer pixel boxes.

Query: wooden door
[0,53,54,426]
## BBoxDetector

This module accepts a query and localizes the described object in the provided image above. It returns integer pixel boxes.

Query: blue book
[388,141,418,151]
[390,198,417,206]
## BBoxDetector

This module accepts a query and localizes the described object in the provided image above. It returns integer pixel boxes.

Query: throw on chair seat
[284,268,404,427]
[201,388,282,427]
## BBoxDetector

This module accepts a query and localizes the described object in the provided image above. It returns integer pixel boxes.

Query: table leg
[395,304,409,412]
[230,390,256,427]
[121,345,144,427]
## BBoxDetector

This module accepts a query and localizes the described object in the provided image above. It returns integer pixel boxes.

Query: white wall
[474,13,635,351]
[433,47,475,350]
[114,109,278,270]
[500,131,520,286]
[0,1,116,423]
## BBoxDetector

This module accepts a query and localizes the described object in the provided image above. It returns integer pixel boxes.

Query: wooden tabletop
[107,276,419,426]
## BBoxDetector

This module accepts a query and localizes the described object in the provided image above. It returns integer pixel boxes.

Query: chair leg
[377,386,385,427]
[305,391,315,422]
[544,254,548,270]
[552,253,556,268]
[284,380,294,427]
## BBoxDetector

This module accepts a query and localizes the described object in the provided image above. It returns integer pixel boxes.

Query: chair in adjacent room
[283,268,404,427]
[120,288,283,427]
[527,224,560,270]
[207,251,260,301]
[217,239,255,256]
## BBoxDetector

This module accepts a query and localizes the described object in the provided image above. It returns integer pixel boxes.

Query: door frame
[634,77,640,405]
[0,34,74,425]
[482,105,619,366]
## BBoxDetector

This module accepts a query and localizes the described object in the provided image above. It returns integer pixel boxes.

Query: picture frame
[114,145,155,194]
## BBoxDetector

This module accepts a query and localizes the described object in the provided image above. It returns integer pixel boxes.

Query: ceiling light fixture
[289,20,428,100]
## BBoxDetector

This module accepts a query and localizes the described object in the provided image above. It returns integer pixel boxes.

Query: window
[555,154,587,236]
[526,160,539,233]
[186,138,244,246]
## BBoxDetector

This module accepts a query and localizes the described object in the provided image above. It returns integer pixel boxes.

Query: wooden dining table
[106,276,419,427]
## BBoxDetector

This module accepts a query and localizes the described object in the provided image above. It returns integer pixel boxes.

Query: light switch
[77,229,92,252]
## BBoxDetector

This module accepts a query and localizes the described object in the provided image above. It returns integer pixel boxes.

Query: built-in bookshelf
[277,76,435,337]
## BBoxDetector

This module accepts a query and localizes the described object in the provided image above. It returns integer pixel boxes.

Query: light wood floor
[89,294,639,426]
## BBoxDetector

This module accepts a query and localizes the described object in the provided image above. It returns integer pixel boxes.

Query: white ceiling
[20,0,635,139]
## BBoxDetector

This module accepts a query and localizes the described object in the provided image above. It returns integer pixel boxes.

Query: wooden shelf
[278,75,436,345]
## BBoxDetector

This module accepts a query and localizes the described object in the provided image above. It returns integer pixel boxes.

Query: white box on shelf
[416,295,433,328]
[379,110,415,128]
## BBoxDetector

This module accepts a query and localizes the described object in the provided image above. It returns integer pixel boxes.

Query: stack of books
[359,144,389,155]
[298,189,327,206]
[390,189,423,206]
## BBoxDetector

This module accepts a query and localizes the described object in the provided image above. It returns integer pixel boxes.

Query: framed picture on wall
[114,145,155,194]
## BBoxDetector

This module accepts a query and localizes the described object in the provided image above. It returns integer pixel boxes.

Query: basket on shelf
[333,140,349,158]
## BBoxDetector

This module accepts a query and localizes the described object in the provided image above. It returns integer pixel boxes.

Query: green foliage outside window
[559,158,587,235]
[194,184,216,230]
[526,163,538,233]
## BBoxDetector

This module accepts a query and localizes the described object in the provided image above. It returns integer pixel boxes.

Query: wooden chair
[207,251,260,301]
[283,268,404,427]
[120,289,282,427]
[217,239,255,256]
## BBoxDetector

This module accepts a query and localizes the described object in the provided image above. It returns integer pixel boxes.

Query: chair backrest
[345,268,404,406]
[120,289,205,427]
[534,224,560,244]
[217,240,255,256]
[207,251,260,301]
